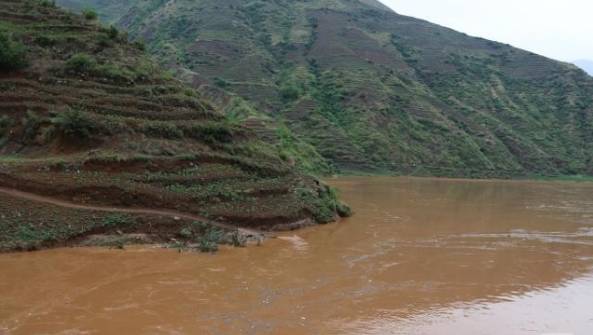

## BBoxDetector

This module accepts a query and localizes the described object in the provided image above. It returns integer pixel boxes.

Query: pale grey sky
[379,0,593,62]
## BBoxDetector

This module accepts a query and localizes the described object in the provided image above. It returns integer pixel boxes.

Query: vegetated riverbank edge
[0,181,349,254]
[336,169,593,183]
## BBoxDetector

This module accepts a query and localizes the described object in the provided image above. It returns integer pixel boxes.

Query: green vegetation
[101,214,134,227]
[0,0,348,252]
[107,25,118,39]
[0,0,352,252]
[22,111,44,142]
[280,82,302,102]
[275,124,334,175]
[0,32,27,71]
[229,229,247,247]
[183,123,234,144]
[299,184,351,223]
[0,195,138,251]
[174,222,227,252]
[214,77,229,88]
[82,8,98,20]
[198,227,223,253]
[0,116,12,138]
[39,0,56,7]
[64,53,156,82]
[51,108,96,140]
[56,0,593,178]
[142,121,183,139]
[65,53,96,74]
[533,175,593,183]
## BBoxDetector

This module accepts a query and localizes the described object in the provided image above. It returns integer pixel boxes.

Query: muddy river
[1,177,593,334]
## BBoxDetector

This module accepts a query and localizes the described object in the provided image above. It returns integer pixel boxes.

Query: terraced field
[0,0,349,251]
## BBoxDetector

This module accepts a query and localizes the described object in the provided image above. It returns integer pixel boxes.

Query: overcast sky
[379,0,592,62]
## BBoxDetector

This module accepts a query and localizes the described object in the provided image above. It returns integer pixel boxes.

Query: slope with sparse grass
[0,0,350,252]
[57,0,593,177]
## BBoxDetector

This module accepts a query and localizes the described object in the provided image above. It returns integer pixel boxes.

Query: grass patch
[101,214,134,227]
[64,53,157,82]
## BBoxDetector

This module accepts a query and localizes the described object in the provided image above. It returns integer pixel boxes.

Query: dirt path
[0,186,265,237]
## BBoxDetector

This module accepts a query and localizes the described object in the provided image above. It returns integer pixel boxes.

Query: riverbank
[336,169,593,183]
[0,182,345,253]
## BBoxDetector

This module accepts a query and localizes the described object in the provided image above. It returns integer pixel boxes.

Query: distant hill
[573,59,593,76]
[56,0,593,177]
[0,0,349,251]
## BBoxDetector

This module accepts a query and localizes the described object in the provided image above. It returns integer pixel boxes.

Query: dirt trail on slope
[0,187,265,237]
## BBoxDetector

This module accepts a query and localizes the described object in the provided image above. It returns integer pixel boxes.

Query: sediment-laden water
[1,177,593,334]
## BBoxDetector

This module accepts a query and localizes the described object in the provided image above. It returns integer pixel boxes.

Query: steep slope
[57,0,593,177]
[0,0,349,251]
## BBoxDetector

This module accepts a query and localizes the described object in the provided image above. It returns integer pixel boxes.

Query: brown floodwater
[1,176,593,335]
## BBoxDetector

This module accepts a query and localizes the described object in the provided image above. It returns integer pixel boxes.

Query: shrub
[184,124,233,144]
[192,221,209,232]
[34,35,56,47]
[82,9,98,20]
[230,230,247,247]
[65,53,97,74]
[0,32,27,71]
[0,116,12,136]
[198,227,223,253]
[38,0,56,7]
[280,83,302,101]
[107,25,119,39]
[22,111,44,141]
[336,201,353,217]
[298,184,351,223]
[214,77,229,88]
[133,41,146,51]
[50,108,96,140]
[178,227,193,239]
[143,122,183,139]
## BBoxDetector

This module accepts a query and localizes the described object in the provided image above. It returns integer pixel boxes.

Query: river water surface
[1,177,593,334]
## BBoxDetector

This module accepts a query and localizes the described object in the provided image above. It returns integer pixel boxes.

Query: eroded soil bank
[1,176,593,334]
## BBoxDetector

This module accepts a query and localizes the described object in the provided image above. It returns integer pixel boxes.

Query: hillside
[57,0,593,177]
[0,0,349,252]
